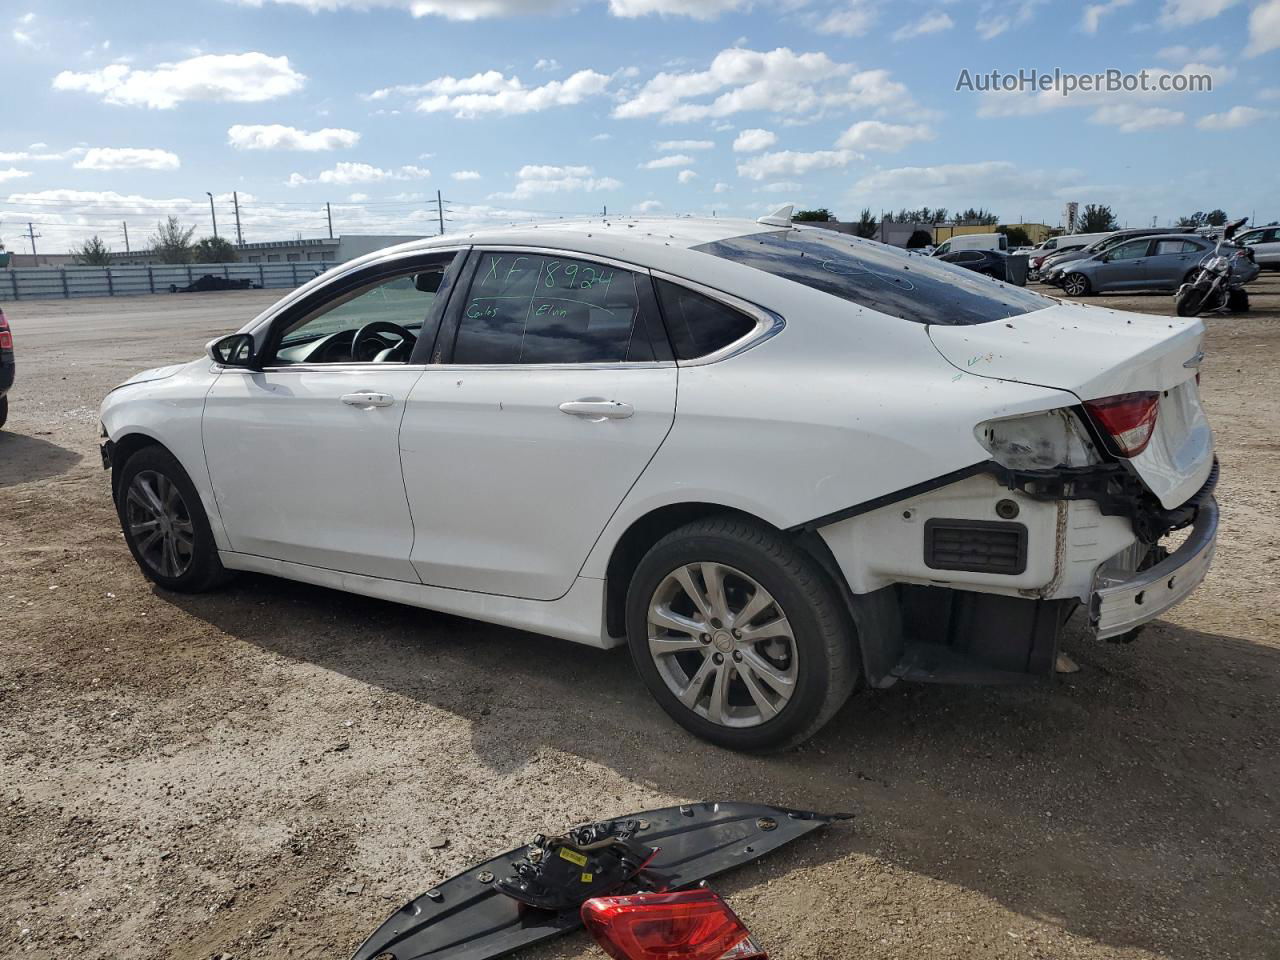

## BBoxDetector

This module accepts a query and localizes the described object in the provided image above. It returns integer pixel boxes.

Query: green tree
[1177,211,1206,228]
[74,235,113,265]
[148,216,197,264]
[1205,209,1228,227]
[1079,204,1117,232]
[998,225,1032,247]
[958,207,1000,225]
[194,236,238,263]
[792,208,834,222]
[854,207,878,239]
[906,229,933,249]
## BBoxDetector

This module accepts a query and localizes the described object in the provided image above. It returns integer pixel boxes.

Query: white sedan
[99,214,1219,751]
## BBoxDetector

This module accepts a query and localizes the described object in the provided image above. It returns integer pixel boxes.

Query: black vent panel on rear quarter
[924,519,1028,575]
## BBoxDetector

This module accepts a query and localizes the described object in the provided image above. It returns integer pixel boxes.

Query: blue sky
[2,0,1278,253]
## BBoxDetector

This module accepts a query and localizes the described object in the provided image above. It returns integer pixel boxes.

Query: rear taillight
[0,311,11,352]
[582,889,767,960]
[1084,391,1160,458]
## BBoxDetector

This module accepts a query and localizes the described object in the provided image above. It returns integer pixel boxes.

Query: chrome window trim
[649,269,785,366]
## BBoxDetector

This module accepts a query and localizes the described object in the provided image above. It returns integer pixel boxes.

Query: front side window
[697,229,1050,326]
[271,263,450,365]
[1108,239,1151,260]
[452,252,655,364]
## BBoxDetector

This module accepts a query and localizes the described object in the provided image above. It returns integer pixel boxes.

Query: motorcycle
[1175,216,1254,317]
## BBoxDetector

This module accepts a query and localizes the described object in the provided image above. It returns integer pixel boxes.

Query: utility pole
[436,190,445,235]
[206,192,218,239]
[326,202,333,240]
[122,221,130,252]
[27,222,39,264]
[602,204,607,218]
[233,191,243,246]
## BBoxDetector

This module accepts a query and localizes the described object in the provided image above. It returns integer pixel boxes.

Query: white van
[932,233,1008,256]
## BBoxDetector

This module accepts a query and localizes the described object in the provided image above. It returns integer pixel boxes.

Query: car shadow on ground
[0,430,83,487]
[168,573,1279,960]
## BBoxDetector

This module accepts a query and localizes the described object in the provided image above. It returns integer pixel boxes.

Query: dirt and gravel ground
[1,276,1277,960]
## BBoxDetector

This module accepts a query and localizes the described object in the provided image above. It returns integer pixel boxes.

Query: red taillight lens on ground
[1083,391,1160,457]
[582,889,767,960]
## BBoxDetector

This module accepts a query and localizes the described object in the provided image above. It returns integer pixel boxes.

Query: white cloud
[818,0,877,36]
[494,163,621,199]
[590,132,613,141]
[733,128,778,152]
[1090,104,1184,132]
[615,46,914,124]
[654,138,714,150]
[713,182,730,193]
[642,153,694,169]
[53,52,306,109]
[1081,0,1132,34]
[1259,87,1280,100]
[1246,0,1280,57]
[74,147,181,170]
[893,10,954,40]
[1156,44,1224,61]
[633,199,663,212]
[976,0,1048,39]
[677,169,697,183]
[227,123,360,150]
[287,161,430,185]
[737,149,856,180]
[0,168,32,183]
[534,57,560,71]
[852,160,1077,212]
[1197,105,1271,129]
[609,0,747,16]
[759,181,802,193]
[237,0,753,18]
[451,169,482,180]
[369,68,610,117]
[348,192,370,202]
[1159,0,1240,27]
[0,147,77,162]
[836,120,934,152]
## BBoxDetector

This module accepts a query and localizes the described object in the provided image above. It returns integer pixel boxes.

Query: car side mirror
[207,333,257,368]
[414,270,443,293]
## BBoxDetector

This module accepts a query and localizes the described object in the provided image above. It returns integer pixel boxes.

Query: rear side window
[452,252,655,364]
[696,229,1050,326]
[655,279,757,360]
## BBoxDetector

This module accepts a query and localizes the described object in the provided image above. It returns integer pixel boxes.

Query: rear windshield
[695,229,1051,326]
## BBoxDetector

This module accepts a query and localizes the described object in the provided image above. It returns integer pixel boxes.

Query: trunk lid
[928,302,1213,508]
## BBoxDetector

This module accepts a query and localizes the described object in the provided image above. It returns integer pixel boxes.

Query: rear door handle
[558,399,634,421]
[341,392,395,408]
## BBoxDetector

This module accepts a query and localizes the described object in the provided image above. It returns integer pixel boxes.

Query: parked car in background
[0,307,13,430]
[1041,227,1198,282]
[1234,225,1280,269]
[1056,233,1259,296]
[931,232,1008,256]
[99,217,1219,751]
[937,248,1013,281]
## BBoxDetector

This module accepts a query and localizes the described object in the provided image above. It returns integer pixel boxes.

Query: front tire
[1175,287,1208,317]
[116,445,229,592]
[1062,272,1091,297]
[625,516,858,752]
[1227,287,1249,313]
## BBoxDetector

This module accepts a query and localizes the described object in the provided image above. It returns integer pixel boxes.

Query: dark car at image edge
[0,307,13,430]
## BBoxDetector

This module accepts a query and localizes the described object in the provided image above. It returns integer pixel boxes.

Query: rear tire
[116,445,230,593]
[625,515,858,752]
[1062,273,1091,297]
[1227,288,1250,313]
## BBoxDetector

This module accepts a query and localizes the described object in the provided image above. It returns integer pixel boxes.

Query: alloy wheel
[646,562,798,728]
[125,470,195,578]
[1063,273,1088,296]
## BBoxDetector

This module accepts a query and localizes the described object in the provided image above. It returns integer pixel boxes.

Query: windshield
[695,229,1051,326]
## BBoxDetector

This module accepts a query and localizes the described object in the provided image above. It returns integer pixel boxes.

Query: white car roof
[379,216,776,260]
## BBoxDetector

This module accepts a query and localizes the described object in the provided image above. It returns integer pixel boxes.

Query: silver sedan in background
[1055,234,1259,296]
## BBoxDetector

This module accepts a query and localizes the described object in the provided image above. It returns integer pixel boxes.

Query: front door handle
[558,399,634,421]
[341,392,395,408]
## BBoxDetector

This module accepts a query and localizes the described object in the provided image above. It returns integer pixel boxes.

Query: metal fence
[0,260,337,301]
